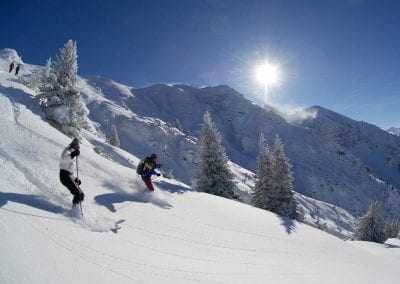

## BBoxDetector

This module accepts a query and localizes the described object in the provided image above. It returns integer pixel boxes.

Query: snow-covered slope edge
[1,77,400,283]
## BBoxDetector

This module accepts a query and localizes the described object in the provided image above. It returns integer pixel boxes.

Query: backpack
[136,159,145,175]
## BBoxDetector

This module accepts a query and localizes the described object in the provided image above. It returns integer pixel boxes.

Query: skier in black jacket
[59,138,84,205]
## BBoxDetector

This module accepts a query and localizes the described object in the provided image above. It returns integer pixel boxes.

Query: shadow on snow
[0,191,66,216]
[279,215,297,235]
[155,180,188,194]
[94,191,172,212]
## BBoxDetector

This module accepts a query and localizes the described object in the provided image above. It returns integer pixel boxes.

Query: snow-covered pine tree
[252,133,274,209]
[40,57,52,87]
[37,40,89,137]
[192,111,239,199]
[354,201,387,243]
[24,60,48,91]
[270,134,299,219]
[36,58,55,96]
[107,124,120,147]
[175,118,183,132]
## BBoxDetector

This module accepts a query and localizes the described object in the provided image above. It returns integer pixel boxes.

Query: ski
[110,219,125,233]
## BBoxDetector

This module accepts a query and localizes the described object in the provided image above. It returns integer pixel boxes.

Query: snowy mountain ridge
[1,49,400,283]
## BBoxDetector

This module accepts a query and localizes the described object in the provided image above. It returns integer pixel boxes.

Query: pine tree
[175,118,183,132]
[107,124,120,147]
[354,201,387,243]
[53,40,78,89]
[252,133,274,209]
[25,59,51,91]
[37,58,55,99]
[192,111,238,199]
[37,40,88,137]
[269,135,298,219]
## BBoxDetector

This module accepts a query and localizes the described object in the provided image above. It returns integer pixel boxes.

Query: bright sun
[255,62,281,87]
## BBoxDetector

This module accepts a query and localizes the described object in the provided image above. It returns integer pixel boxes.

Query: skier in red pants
[139,153,162,191]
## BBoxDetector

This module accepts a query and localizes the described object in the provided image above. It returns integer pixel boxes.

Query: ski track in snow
[2,208,278,283]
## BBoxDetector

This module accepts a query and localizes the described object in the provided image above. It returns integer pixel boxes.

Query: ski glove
[73,191,85,204]
[70,149,80,158]
[74,178,82,185]
[78,191,85,202]
[156,173,161,177]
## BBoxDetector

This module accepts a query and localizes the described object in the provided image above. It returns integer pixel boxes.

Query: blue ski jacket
[142,157,161,178]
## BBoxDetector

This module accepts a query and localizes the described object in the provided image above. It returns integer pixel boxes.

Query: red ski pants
[141,176,154,191]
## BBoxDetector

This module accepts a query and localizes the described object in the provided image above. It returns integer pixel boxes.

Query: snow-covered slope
[1,64,400,283]
[292,106,400,216]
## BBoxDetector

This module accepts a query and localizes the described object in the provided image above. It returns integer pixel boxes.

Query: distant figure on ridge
[59,138,85,205]
[137,153,162,191]
[9,62,14,73]
[15,64,21,76]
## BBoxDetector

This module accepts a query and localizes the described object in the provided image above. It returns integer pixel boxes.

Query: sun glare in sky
[255,61,281,88]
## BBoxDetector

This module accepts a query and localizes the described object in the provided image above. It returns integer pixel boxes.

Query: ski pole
[76,156,83,217]
[76,155,79,180]
[79,202,83,217]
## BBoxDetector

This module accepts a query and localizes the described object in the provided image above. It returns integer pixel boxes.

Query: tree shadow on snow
[94,191,172,212]
[0,191,65,215]
[279,216,297,235]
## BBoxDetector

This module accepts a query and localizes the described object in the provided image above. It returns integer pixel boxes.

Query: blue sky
[2,0,400,129]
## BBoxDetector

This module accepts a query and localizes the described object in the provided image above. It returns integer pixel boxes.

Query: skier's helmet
[70,138,80,148]
[150,153,157,160]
